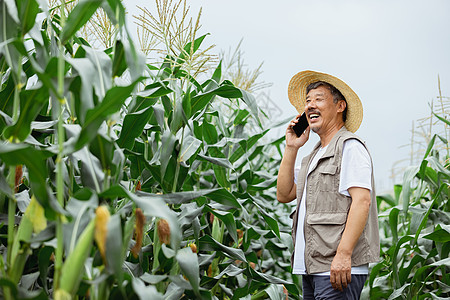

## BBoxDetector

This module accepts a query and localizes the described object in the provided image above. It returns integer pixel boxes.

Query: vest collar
[310,126,350,161]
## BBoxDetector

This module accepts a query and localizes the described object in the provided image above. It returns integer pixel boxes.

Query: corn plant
[0,0,299,299]
[368,115,450,299]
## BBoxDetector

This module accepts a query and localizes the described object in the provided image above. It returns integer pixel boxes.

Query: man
[277,70,380,299]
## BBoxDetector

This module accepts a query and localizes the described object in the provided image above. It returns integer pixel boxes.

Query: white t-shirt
[292,139,372,275]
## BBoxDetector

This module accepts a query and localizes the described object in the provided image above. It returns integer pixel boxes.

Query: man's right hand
[286,114,310,149]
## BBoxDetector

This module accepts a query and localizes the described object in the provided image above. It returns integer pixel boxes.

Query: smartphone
[292,113,309,137]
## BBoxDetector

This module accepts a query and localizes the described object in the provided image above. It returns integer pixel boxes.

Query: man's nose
[306,99,316,110]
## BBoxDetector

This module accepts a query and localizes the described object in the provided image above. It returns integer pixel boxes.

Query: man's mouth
[309,113,320,120]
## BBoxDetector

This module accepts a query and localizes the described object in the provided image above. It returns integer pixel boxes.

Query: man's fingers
[341,272,348,289]
[330,272,343,291]
[347,271,352,285]
[330,272,337,290]
[336,273,344,291]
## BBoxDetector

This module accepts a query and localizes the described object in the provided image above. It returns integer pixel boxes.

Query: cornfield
[0,0,448,299]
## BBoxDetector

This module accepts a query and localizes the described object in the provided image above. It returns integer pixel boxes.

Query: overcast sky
[124,0,450,192]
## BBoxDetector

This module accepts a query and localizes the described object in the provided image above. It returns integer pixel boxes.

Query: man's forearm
[330,188,371,291]
[336,187,371,256]
[276,147,298,203]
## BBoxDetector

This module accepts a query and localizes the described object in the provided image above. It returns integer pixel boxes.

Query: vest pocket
[307,212,347,258]
[318,165,337,192]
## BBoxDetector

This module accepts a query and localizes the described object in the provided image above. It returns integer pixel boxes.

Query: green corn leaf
[103,0,127,27]
[413,183,447,246]
[89,134,114,172]
[117,107,153,150]
[67,57,100,122]
[202,121,218,144]
[205,207,238,244]
[411,258,450,286]
[0,170,12,198]
[387,283,411,300]
[132,278,164,300]
[99,185,181,249]
[182,86,192,119]
[431,257,450,267]
[249,268,293,286]
[423,134,437,160]
[9,206,33,284]
[59,218,95,296]
[106,215,124,283]
[176,247,200,297]
[234,109,250,126]
[206,188,241,208]
[433,112,450,126]
[212,60,222,83]
[60,0,103,44]
[177,34,208,64]
[159,130,176,179]
[229,130,269,163]
[130,83,172,112]
[191,84,242,117]
[178,135,202,163]
[199,235,246,262]
[112,40,127,77]
[423,224,450,243]
[84,46,112,97]
[0,76,15,117]
[427,156,450,178]
[240,89,261,125]
[76,79,141,150]
[16,0,39,35]
[136,188,217,205]
[398,254,425,285]
[393,184,402,203]
[389,207,399,244]
[3,86,49,142]
[170,98,184,133]
[253,201,280,239]
[38,246,54,292]
[198,154,233,169]
[213,264,245,279]
[392,235,414,288]
[400,166,419,217]
[0,143,62,216]
[213,165,230,188]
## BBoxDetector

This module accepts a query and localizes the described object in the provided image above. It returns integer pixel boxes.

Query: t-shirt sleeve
[294,164,301,185]
[339,139,372,197]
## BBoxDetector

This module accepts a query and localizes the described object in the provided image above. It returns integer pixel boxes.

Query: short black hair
[306,81,347,122]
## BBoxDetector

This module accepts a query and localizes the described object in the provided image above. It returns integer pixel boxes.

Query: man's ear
[337,100,346,113]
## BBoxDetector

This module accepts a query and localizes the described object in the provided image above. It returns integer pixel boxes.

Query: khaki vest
[291,127,380,274]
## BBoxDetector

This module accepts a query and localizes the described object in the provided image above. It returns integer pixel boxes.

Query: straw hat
[288,70,363,133]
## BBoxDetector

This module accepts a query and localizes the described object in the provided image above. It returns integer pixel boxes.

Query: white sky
[124,0,450,192]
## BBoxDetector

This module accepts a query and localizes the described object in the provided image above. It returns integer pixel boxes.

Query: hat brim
[288,70,363,133]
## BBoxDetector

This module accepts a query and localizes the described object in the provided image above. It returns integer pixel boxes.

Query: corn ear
[58,218,95,296]
[54,289,72,300]
[94,205,110,264]
[14,165,22,193]
[131,208,145,258]
[29,195,47,234]
[9,195,44,283]
[157,218,171,245]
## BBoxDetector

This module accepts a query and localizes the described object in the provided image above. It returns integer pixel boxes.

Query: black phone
[292,113,309,137]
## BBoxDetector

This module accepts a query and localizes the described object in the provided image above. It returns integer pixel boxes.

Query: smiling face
[305,85,346,138]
